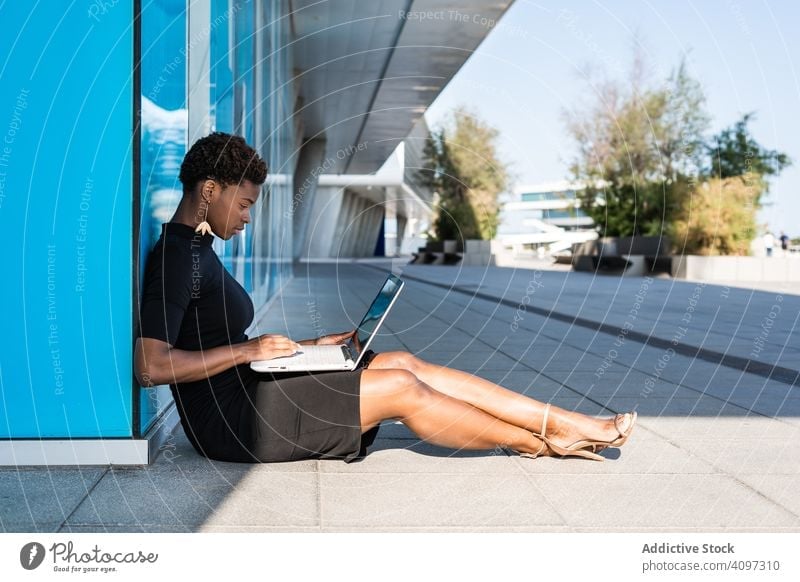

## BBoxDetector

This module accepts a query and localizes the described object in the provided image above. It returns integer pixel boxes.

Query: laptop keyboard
[291,345,353,365]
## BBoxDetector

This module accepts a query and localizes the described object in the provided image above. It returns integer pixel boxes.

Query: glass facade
[544,208,587,219]
[520,190,577,202]
[205,0,295,307]
[137,0,297,433]
[257,0,296,304]
[138,0,189,434]
[210,0,254,281]
[508,208,588,220]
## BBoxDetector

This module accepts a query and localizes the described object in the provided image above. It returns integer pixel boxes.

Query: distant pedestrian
[763,231,775,257]
[779,231,790,253]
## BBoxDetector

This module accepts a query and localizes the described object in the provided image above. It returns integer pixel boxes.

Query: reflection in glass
[138,0,187,434]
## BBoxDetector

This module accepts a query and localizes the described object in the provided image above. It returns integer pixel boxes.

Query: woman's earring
[195,196,216,237]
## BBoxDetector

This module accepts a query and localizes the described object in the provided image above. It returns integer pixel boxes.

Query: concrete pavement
[2,261,799,532]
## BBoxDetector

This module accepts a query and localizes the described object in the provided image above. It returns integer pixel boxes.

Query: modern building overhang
[290,0,515,175]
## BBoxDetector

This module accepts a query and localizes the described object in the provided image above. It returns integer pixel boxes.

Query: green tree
[422,106,511,241]
[565,56,709,237]
[668,176,760,255]
[705,112,791,203]
[666,114,791,255]
[565,52,792,255]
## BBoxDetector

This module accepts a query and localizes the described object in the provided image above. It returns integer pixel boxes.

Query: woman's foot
[535,405,636,457]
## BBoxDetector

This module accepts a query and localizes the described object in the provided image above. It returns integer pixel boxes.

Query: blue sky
[425,0,799,235]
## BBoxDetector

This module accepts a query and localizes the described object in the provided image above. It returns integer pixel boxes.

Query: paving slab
[64,468,319,529]
[318,440,517,474]
[319,472,565,528]
[149,430,319,474]
[534,474,799,528]
[0,468,105,532]
[509,430,720,475]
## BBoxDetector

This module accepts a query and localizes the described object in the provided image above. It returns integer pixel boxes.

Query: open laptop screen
[348,274,403,359]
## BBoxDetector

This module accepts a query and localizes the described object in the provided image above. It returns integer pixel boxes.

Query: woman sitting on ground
[134,132,636,464]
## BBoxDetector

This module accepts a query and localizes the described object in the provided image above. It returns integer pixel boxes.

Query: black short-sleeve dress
[138,222,380,463]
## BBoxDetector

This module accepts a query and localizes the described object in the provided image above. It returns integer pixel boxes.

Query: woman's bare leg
[358,368,548,456]
[366,351,628,448]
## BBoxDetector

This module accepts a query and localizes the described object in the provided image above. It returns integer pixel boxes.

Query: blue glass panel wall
[231,0,255,291]
[208,0,255,290]
[211,0,234,135]
[206,0,296,312]
[138,0,188,434]
[262,0,295,303]
[0,2,134,437]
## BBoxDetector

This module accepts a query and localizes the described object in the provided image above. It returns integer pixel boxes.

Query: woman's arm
[296,330,356,346]
[135,334,301,387]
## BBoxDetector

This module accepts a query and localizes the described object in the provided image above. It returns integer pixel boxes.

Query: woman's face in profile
[207,179,261,240]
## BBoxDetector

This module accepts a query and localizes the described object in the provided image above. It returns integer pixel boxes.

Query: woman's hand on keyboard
[242,334,302,362]
[313,330,356,346]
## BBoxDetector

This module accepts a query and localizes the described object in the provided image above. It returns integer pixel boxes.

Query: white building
[496,180,597,257]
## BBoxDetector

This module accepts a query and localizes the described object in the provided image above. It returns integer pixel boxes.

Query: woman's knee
[360,369,431,417]
[361,368,422,397]
[369,350,425,373]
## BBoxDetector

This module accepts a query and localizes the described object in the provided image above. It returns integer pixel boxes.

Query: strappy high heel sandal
[519,404,637,462]
[517,438,549,459]
[605,410,637,447]
[518,402,576,460]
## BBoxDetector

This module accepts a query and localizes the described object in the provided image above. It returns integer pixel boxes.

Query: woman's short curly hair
[179,132,268,192]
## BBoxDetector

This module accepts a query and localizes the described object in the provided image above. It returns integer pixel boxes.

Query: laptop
[249,274,404,373]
